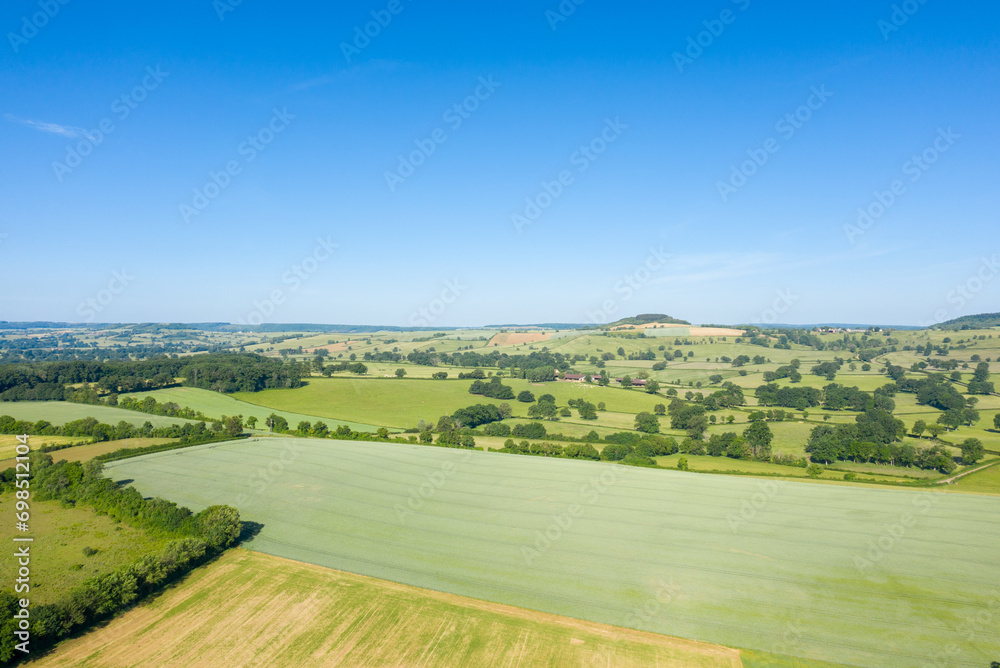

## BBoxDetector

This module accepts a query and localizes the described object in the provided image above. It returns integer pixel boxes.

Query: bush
[482,422,511,437]
[511,422,546,439]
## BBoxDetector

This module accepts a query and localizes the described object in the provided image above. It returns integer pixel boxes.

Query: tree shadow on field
[114,478,134,487]
[238,520,265,546]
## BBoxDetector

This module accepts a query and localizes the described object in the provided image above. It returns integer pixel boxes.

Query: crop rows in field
[106,437,1000,668]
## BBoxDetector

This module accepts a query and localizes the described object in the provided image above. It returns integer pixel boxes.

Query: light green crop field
[121,386,383,433]
[0,496,168,606]
[0,401,201,428]
[107,437,1000,668]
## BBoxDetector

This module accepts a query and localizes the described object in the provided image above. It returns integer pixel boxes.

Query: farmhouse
[614,378,647,386]
[561,373,585,381]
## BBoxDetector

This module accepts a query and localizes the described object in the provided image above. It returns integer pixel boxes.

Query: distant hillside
[608,314,691,327]
[934,313,1000,330]
[483,323,590,330]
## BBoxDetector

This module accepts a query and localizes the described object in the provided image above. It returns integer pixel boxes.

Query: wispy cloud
[648,250,852,285]
[4,114,92,139]
[287,60,407,92]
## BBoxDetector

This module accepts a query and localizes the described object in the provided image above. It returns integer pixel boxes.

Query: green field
[235,377,666,428]
[122,386,384,433]
[652,454,918,484]
[948,462,1000,495]
[0,401,201,428]
[106,437,1000,668]
[0,497,168,605]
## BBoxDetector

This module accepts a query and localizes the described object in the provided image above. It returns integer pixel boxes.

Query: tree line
[0,353,303,401]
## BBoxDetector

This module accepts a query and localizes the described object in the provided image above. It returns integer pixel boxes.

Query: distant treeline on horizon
[2,312,998,332]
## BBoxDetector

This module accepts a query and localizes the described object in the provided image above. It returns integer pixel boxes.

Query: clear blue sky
[2,1,998,327]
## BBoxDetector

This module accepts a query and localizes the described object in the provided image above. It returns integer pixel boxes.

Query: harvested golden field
[610,323,744,336]
[487,331,553,346]
[31,549,743,668]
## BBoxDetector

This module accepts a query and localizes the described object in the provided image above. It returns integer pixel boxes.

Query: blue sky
[2,1,998,327]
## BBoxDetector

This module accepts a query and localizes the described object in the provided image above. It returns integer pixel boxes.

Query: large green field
[235,377,666,428]
[0,401,201,428]
[106,437,1000,668]
[121,386,384,433]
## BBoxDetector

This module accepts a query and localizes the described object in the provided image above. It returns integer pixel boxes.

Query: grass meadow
[0,497,168,606]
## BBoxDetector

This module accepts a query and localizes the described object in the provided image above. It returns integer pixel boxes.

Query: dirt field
[688,326,745,336]
[31,549,743,668]
[304,340,363,354]
[487,331,553,346]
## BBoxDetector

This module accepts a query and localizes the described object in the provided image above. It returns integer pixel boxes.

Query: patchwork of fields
[122,386,384,433]
[106,437,1000,668]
